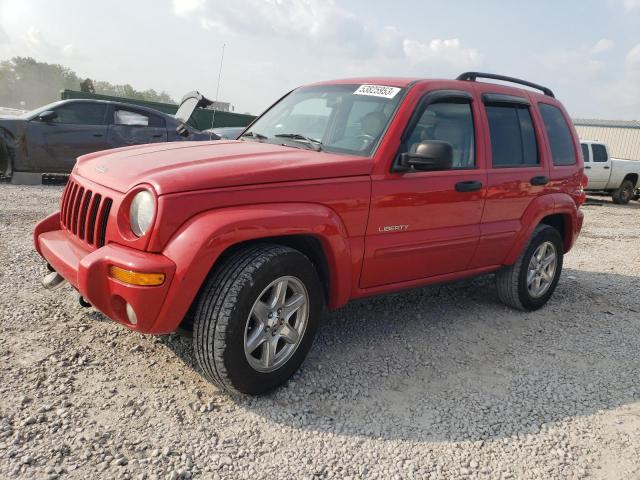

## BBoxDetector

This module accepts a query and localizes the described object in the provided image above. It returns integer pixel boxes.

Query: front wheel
[612,180,635,205]
[496,224,564,311]
[193,244,323,395]
[0,139,12,179]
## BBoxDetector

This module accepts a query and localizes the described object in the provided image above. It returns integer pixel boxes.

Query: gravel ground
[1,185,639,480]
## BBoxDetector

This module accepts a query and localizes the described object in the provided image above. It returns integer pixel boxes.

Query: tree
[0,57,81,109]
[80,78,95,93]
[0,57,176,109]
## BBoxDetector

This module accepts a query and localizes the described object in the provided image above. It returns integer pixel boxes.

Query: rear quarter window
[538,103,576,166]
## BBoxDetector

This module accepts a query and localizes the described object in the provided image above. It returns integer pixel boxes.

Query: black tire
[612,180,635,205]
[0,139,11,179]
[193,244,323,395]
[496,224,564,311]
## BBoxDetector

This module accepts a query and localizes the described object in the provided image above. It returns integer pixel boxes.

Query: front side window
[114,108,163,127]
[592,144,608,162]
[404,100,475,169]
[581,143,590,162]
[538,103,576,166]
[242,84,404,157]
[52,103,107,125]
[486,104,538,167]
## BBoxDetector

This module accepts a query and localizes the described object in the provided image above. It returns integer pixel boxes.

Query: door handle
[92,133,104,137]
[152,134,163,138]
[585,166,591,169]
[603,166,610,169]
[455,180,483,192]
[530,175,549,186]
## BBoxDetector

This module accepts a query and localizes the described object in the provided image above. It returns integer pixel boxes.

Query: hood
[0,117,22,124]
[75,140,372,195]
[0,117,23,135]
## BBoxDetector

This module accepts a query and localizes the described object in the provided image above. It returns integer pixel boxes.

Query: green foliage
[0,57,175,110]
[80,78,95,93]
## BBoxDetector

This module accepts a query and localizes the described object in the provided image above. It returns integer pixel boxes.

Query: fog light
[109,266,165,286]
[126,303,138,325]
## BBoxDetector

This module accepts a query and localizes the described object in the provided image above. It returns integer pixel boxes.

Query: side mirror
[37,110,57,122]
[397,140,453,172]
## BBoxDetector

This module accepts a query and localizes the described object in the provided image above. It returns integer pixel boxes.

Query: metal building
[573,119,640,161]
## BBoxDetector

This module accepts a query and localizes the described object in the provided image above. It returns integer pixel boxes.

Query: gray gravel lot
[1,185,639,480]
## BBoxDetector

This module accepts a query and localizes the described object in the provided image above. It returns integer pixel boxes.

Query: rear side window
[592,144,608,162]
[581,143,590,162]
[538,103,576,166]
[114,108,164,128]
[486,105,538,167]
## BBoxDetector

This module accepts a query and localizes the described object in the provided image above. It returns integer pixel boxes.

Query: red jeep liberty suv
[34,73,585,394]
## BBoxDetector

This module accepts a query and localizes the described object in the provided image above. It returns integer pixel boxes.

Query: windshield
[242,84,405,156]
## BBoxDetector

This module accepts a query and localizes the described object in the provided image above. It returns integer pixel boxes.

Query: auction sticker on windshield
[354,84,401,99]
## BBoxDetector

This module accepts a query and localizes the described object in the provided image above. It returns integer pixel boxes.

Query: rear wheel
[193,244,323,395]
[496,224,564,311]
[612,179,635,205]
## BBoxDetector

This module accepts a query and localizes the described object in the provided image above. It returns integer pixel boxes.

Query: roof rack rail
[456,72,555,98]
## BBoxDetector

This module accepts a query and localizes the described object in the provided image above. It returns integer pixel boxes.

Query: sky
[0,0,639,119]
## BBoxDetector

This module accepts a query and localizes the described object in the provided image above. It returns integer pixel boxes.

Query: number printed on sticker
[354,84,401,99]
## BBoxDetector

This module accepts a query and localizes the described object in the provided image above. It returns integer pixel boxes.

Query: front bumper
[35,211,177,333]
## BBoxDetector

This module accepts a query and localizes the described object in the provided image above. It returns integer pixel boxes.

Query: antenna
[211,43,226,132]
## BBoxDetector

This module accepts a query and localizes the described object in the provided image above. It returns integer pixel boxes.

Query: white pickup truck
[581,140,640,204]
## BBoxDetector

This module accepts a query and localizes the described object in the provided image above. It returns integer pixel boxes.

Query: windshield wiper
[240,131,268,141]
[274,133,322,152]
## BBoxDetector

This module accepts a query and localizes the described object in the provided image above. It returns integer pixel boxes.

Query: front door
[25,102,110,172]
[585,143,610,190]
[360,90,487,289]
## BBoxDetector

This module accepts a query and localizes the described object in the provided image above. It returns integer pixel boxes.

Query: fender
[151,203,353,333]
[553,194,582,252]
[503,193,579,265]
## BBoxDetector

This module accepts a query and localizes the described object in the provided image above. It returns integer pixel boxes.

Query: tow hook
[42,271,65,290]
[79,296,91,308]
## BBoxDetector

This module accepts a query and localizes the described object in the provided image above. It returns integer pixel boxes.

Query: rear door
[361,88,487,288]
[25,102,110,172]
[584,143,610,189]
[469,88,547,268]
[107,106,168,147]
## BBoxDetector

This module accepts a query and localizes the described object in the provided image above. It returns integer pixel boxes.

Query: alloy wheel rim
[526,241,557,298]
[244,276,309,373]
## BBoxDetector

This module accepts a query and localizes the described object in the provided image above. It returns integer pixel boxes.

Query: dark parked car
[0,92,218,178]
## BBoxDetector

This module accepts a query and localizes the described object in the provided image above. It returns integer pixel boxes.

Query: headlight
[129,190,155,237]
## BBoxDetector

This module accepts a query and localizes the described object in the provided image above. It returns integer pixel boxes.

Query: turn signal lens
[109,266,165,286]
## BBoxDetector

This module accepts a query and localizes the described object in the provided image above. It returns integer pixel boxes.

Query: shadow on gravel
[585,195,640,210]
[161,267,640,443]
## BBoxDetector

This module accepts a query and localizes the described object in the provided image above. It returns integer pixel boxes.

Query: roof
[307,77,420,88]
[573,118,640,129]
[304,77,558,102]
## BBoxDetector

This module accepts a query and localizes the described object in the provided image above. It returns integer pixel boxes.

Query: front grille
[60,179,112,248]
